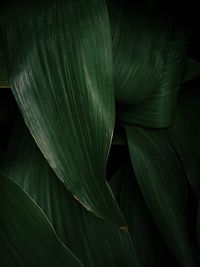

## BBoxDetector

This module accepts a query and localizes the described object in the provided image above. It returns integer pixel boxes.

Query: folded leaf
[109,1,168,105]
[109,1,188,127]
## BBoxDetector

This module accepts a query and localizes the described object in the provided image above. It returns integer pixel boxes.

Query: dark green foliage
[1,119,137,267]
[0,173,84,267]
[0,0,200,266]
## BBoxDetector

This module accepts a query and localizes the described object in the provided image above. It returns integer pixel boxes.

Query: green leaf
[0,173,84,267]
[1,0,124,225]
[109,1,188,127]
[109,1,168,105]
[125,126,195,267]
[1,118,138,267]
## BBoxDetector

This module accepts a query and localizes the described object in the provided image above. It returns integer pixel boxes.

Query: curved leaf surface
[1,119,138,267]
[109,1,188,127]
[1,0,124,225]
[119,163,179,267]
[0,173,84,267]
[125,126,194,267]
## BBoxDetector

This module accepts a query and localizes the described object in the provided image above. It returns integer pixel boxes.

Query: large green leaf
[109,1,168,105]
[0,0,124,225]
[125,126,194,267]
[0,173,84,267]
[109,1,188,128]
[1,118,138,267]
[1,55,198,89]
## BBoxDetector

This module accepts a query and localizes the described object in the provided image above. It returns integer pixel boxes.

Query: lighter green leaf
[1,0,124,225]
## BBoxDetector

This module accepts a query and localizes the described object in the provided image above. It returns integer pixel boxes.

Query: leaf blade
[1,118,138,267]
[1,0,124,225]
[0,173,84,267]
[125,125,194,267]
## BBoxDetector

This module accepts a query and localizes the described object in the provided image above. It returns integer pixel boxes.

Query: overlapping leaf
[122,32,188,128]
[109,1,189,128]
[0,0,124,225]
[1,1,199,266]
[0,173,84,267]
[1,118,138,267]
[125,126,194,267]
[109,1,169,105]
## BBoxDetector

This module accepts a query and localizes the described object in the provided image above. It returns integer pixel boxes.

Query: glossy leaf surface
[1,0,124,225]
